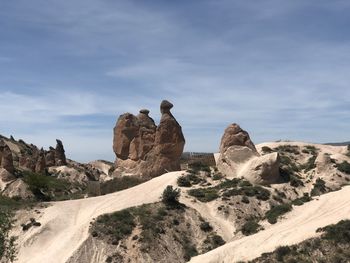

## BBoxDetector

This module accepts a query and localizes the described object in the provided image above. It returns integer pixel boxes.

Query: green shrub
[183,244,198,261]
[188,188,219,202]
[242,186,271,201]
[336,161,350,174]
[241,219,261,236]
[261,146,273,153]
[275,246,291,261]
[199,222,213,232]
[188,162,211,174]
[222,184,270,201]
[177,176,192,187]
[241,196,250,204]
[291,194,312,206]
[317,220,350,243]
[302,155,317,172]
[311,178,327,196]
[211,234,225,248]
[266,203,292,224]
[23,171,71,201]
[162,186,181,206]
[289,175,304,187]
[275,145,300,155]
[212,173,223,180]
[218,178,240,189]
[95,209,136,242]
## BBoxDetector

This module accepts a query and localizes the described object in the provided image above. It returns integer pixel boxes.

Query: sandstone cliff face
[217,123,280,184]
[112,100,185,177]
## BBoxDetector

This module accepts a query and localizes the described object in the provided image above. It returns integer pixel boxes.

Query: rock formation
[0,140,15,181]
[113,100,185,177]
[0,140,15,174]
[55,139,67,166]
[220,123,257,154]
[15,139,67,172]
[45,147,56,167]
[35,149,47,174]
[217,123,280,184]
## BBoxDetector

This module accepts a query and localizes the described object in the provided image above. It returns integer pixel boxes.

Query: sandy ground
[14,142,350,263]
[15,171,182,263]
[190,185,350,263]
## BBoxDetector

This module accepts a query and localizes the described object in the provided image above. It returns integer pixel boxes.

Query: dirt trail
[16,171,181,263]
[190,185,350,263]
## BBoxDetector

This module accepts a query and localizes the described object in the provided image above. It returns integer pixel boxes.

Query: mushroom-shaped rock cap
[139,109,150,115]
[160,100,173,114]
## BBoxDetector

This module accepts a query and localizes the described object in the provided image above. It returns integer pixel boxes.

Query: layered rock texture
[113,100,185,177]
[217,123,280,184]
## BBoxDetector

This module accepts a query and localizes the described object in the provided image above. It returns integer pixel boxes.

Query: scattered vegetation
[0,211,17,262]
[177,173,202,187]
[302,145,318,155]
[317,220,350,243]
[241,219,262,236]
[188,177,271,203]
[223,184,271,201]
[22,171,85,201]
[251,220,350,263]
[161,186,181,207]
[336,161,350,174]
[311,178,327,196]
[188,187,219,202]
[100,176,146,195]
[291,193,312,206]
[188,162,211,174]
[265,203,292,224]
[199,222,213,232]
[274,145,300,155]
[261,146,273,154]
[300,155,317,172]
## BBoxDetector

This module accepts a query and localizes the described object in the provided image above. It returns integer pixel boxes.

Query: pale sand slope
[15,171,182,263]
[190,185,350,263]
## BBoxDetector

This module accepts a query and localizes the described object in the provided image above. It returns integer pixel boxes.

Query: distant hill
[324,141,350,146]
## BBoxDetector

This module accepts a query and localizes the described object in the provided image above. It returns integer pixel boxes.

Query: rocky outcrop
[45,147,56,167]
[217,124,280,184]
[35,149,47,174]
[220,123,257,154]
[0,140,15,177]
[55,139,67,166]
[15,139,67,173]
[113,100,185,177]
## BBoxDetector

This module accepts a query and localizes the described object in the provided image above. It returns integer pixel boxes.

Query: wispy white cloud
[1,0,350,161]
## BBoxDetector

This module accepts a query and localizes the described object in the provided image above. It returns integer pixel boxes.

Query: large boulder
[220,123,257,154]
[113,100,185,177]
[217,123,280,184]
[237,152,281,184]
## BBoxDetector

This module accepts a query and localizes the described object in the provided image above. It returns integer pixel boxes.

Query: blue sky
[1,0,350,162]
